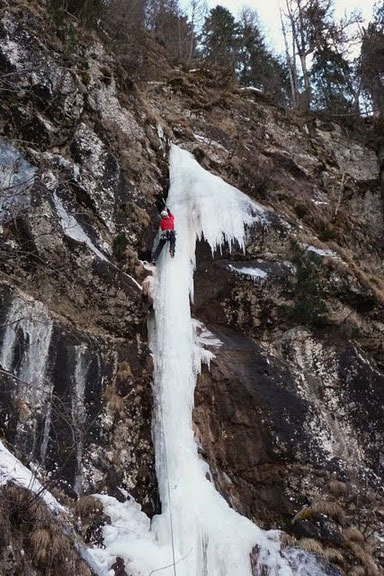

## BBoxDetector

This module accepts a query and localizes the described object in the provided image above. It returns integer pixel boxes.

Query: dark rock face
[0,284,156,511]
[193,240,384,570]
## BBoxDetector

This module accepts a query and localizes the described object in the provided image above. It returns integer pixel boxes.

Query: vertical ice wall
[150,145,292,576]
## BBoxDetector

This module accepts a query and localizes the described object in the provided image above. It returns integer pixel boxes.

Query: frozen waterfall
[150,145,291,576]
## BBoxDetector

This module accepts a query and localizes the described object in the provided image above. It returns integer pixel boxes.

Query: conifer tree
[238,8,290,103]
[283,0,359,111]
[360,2,384,116]
[201,5,240,72]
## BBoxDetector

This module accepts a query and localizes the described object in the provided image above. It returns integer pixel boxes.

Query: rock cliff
[0,1,383,575]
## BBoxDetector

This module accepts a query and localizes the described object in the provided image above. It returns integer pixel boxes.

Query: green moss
[112,233,129,261]
[294,201,309,219]
[288,240,327,327]
[318,224,337,241]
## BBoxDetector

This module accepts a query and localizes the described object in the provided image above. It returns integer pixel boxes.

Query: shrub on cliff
[113,232,129,261]
[288,241,327,327]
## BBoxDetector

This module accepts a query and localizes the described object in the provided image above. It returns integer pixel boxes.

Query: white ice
[228,264,267,280]
[304,244,337,258]
[0,296,53,398]
[149,144,292,576]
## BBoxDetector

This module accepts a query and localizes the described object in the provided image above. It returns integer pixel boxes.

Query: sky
[205,0,377,54]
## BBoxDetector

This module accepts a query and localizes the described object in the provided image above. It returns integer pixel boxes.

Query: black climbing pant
[152,230,176,262]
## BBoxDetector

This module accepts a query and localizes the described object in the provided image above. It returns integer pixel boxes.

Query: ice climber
[151,207,176,264]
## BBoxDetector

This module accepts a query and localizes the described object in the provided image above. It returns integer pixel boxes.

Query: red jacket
[160,211,175,231]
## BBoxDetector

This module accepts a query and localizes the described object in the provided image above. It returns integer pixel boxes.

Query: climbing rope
[159,397,178,576]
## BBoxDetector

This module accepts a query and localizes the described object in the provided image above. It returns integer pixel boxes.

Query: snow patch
[228,264,267,281]
[304,244,338,258]
[240,86,264,93]
[0,441,64,513]
[193,133,227,151]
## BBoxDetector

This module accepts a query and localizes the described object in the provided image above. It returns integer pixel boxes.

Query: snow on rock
[315,121,379,182]
[240,86,264,94]
[53,192,108,261]
[193,133,227,152]
[0,13,83,118]
[0,440,64,513]
[282,547,341,576]
[90,495,175,576]
[304,244,338,258]
[86,44,145,144]
[71,123,119,232]
[228,264,268,281]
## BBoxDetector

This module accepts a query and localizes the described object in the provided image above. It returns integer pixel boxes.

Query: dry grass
[311,499,346,526]
[30,524,73,567]
[328,479,347,497]
[74,495,103,520]
[115,361,133,396]
[0,482,92,575]
[134,205,151,227]
[336,246,384,306]
[292,506,313,523]
[280,532,296,547]
[29,527,51,564]
[298,538,323,554]
[51,526,71,560]
[76,560,92,576]
[323,547,344,565]
[292,499,346,526]
[348,542,381,576]
[104,384,125,416]
[343,527,365,544]
[124,246,138,265]
[349,568,366,576]
[116,361,132,381]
